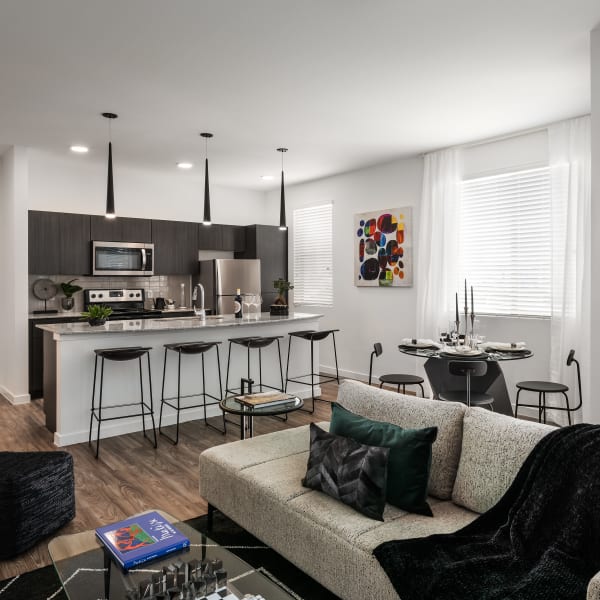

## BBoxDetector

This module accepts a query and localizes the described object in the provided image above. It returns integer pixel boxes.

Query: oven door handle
[141,248,147,271]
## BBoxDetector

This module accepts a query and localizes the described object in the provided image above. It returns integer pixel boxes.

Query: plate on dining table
[440,347,487,358]
[399,340,441,349]
[484,343,528,353]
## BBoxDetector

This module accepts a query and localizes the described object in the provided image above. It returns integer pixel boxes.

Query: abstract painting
[354,207,413,287]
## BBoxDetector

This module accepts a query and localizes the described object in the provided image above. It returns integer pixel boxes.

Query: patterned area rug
[0,512,339,600]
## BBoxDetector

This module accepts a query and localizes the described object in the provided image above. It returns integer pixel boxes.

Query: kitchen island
[37,313,323,447]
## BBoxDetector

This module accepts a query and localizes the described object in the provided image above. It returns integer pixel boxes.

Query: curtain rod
[422,113,590,156]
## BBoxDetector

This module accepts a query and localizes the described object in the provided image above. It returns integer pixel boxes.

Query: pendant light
[277,147,288,231]
[200,132,213,226]
[102,112,118,219]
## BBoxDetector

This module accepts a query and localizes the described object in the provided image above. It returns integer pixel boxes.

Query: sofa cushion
[302,424,389,521]
[336,380,465,499]
[452,407,555,513]
[330,402,437,515]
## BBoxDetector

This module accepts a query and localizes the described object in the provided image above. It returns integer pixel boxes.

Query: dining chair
[515,349,582,425]
[438,360,494,409]
[368,343,425,396]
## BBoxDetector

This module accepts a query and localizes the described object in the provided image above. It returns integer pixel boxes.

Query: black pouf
[0,451,75,559]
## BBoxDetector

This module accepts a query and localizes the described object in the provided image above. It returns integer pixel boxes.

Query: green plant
[80,304,113,321]
[273,278,294,306]
[273,278,294,295]
[60,278,83,298]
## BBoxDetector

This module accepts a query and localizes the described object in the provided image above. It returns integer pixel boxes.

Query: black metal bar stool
[225,336,285,396]
[159,341,225,444]
[89,346,157,459]
[369,343,425,395]
[515,349,582,425]
[285,329,340,413]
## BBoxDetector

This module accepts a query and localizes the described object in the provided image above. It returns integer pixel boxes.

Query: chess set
[123,557,264,600]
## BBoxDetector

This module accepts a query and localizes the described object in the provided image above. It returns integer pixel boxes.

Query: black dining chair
[438,360,494,409]
[368,343,425,396]
[515,349,582,425]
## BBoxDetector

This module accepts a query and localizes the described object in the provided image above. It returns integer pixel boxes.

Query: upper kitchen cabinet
[152,219,199,274]
[198,224,246,252]
[29,211,91,275]
[59,212,91,275]
[235,225,288,309]
[29,211,61,274]
[90,215,152,242]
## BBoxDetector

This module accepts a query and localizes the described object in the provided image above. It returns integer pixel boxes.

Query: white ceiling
[0,0,598,189]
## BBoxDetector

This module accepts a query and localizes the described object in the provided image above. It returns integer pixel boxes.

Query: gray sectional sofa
[199,380,598,599]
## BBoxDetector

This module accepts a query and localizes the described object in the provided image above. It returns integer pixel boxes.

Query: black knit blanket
[373,424,600,600]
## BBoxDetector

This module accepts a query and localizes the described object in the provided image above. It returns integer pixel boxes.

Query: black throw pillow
[302,423,390,521]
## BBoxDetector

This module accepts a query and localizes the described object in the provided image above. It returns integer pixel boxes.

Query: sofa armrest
[587,572,600,599]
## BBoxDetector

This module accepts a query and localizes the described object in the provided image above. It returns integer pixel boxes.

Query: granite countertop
[28,307,195,320]
[36,312,323,336]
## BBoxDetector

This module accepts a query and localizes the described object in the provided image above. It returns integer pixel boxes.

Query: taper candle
[471,286,474,316]
[455,293,459,324]
[464,279,468,313]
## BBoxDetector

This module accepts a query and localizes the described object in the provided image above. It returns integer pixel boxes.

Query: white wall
[0,147,30,404]
[267,158,424,382]
[271,132,552,412]
[27,148,267,224]
[589,27,600,423]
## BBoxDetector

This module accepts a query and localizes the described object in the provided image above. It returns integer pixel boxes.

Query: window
[293,203,333,307]
[459,166,551,317]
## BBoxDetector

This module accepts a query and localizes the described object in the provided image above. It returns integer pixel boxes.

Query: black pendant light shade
[201,132,213,225]
[102,112,118,219]
[277,147,288,231]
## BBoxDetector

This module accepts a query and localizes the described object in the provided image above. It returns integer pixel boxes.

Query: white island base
[38,313,323,447]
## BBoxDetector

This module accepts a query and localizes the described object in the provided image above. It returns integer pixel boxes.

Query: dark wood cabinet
[198,224,245,251]
[29,316,81,398]
[152,219,199,275]
[29,211,61,274]
[29,211,91,275]
[235,225,288,310]
[59,213,91,275]
[91,215,152,242]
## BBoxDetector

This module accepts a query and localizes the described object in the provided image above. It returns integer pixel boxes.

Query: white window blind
[293,203,333,307]
[459,166,551,317]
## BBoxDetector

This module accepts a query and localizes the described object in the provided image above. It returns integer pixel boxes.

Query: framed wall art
[354,207,413,287]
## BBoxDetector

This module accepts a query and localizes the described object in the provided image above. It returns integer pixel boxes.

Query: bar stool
[369,343,425,396]
[225,336,285,396]
[159,341,225,445]
[89,346,157,459]
[285,329,340,413]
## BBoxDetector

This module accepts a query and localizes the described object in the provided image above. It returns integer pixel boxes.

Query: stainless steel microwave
[92,241,154,276]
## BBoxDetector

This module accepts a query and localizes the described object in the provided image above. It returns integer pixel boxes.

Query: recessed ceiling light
[261,175,274,181]
[177,162,193,169]
[70,145,89,153]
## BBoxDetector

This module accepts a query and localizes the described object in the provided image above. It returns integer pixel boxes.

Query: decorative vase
[88,318,107,327]
[270,304,289,316]
[61,297,75,311]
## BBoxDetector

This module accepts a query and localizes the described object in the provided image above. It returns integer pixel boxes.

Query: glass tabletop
[48,511,295,600]
[220,395,303,416]
[398,345,534,361]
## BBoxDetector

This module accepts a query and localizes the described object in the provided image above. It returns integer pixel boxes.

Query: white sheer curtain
[416,148,462,341]
[547,116,591,424]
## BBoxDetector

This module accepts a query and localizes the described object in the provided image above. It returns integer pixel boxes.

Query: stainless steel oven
[92,241,154,276]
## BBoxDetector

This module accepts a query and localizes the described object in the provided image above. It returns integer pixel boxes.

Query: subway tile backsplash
[29,274,192,313]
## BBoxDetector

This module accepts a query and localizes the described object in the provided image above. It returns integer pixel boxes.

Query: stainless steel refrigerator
[193,259,261,315]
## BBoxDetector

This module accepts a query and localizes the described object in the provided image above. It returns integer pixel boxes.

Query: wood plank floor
[0,383,338,580]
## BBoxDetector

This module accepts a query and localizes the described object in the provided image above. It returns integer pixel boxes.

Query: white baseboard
[0,384,30,405]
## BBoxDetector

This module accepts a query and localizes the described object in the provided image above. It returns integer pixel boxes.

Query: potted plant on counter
[59,279,83,311]
[271,278,294,316]
[81,304,112,327]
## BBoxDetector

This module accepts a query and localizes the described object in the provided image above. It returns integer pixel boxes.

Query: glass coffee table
[48,510,294,600]
[220,395,303,439]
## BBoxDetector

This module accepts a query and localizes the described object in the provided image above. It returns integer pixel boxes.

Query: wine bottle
[234,288,242,318]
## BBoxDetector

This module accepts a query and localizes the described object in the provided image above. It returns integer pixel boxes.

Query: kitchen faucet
[192,283,206,320]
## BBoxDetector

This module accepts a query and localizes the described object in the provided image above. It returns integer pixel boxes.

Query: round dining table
[398,344,533,417]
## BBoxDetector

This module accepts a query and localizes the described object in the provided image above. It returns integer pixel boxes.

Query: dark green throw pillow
[329,403,437,516]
